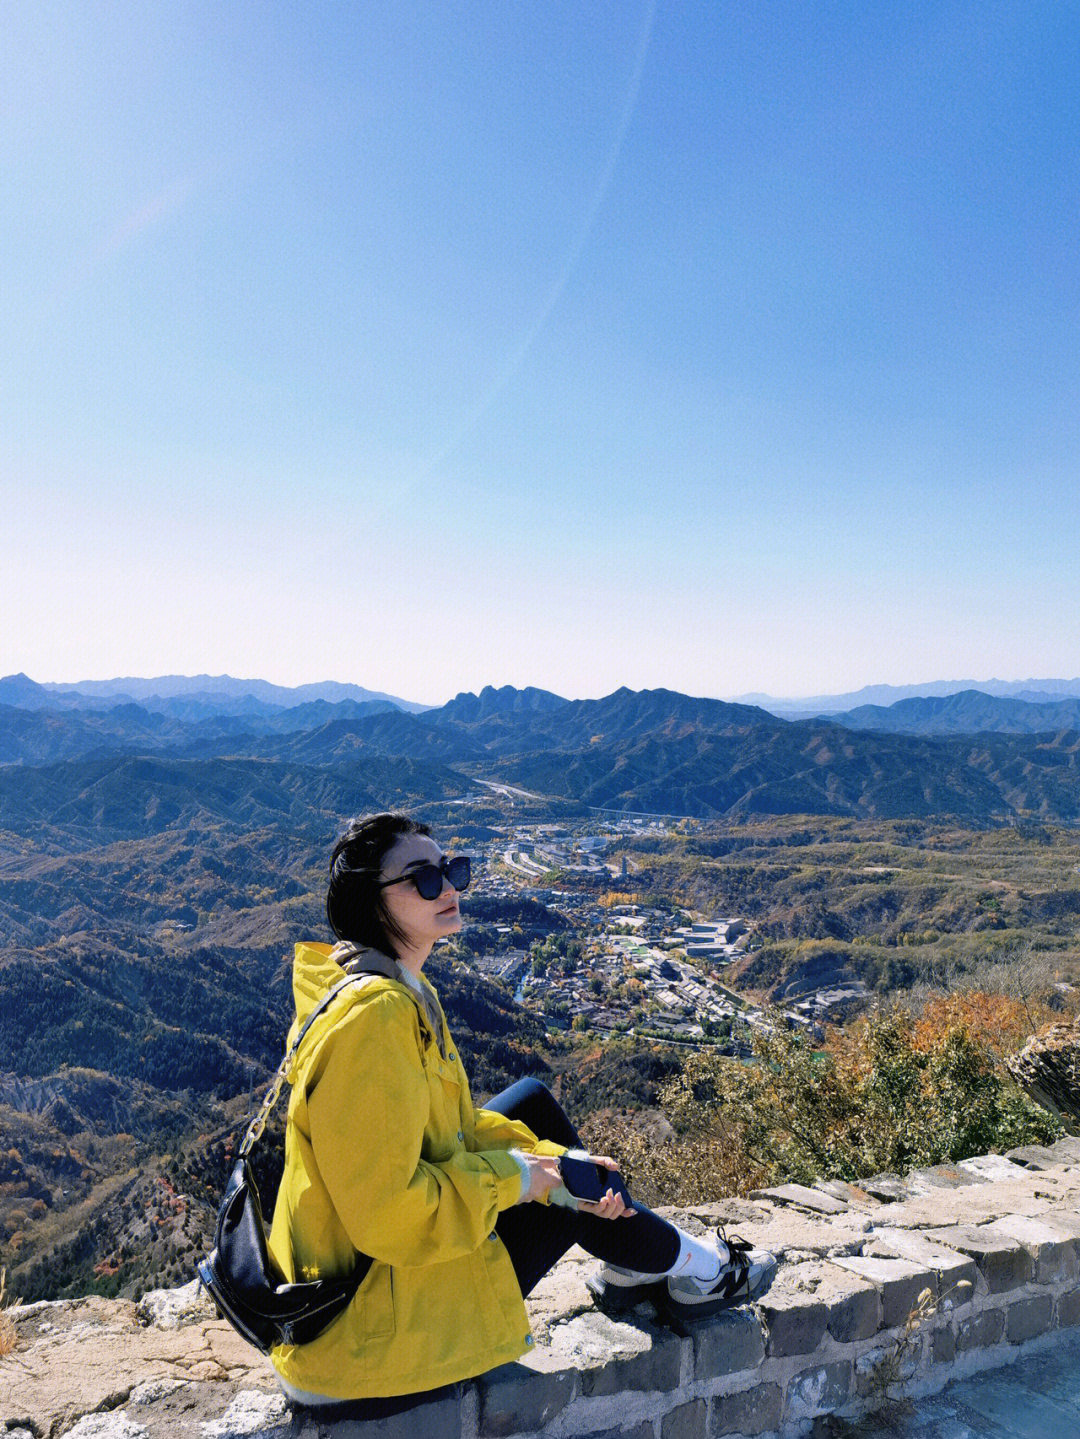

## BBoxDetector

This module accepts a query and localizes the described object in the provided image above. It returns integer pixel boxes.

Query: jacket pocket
[424,1053,464,1158]
[357,1261,395,1339]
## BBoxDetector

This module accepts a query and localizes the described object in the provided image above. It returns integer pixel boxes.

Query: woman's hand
[518,1153,564,1203]
[576,1155,637,1220]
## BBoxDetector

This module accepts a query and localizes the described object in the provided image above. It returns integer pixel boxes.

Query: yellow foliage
[580,1113,769,1207]
[911,992,1059,1059]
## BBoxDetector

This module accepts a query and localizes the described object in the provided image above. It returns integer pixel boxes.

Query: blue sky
[4,2,1079,704]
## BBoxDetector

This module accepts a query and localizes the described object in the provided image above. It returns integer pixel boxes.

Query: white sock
[603,1228,730,1284]
[667,1228,729,1284]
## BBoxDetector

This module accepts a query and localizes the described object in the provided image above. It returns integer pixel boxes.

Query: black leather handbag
[197,973,375,1353]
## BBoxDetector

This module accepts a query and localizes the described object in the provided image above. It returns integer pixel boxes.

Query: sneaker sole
[657,1265,777,1329]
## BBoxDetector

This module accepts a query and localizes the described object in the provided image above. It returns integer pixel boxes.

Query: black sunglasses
[379,854,471,901]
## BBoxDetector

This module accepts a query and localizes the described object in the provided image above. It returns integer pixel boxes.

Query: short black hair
[325,813,433,957]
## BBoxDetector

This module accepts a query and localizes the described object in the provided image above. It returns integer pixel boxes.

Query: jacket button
[524,1335,533,1345]
[449,1053,456,1062]
[457,1130,464,1142]
[489,1232,497,1241]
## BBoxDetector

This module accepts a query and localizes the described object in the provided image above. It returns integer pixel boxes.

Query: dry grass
[0,1267,21,1356]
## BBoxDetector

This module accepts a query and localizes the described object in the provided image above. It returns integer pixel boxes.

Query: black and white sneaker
[585,1263,668,1316]
[659,1230,776,1329]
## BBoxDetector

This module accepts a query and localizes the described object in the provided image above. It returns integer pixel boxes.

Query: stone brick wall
[8,1138,1080,1439]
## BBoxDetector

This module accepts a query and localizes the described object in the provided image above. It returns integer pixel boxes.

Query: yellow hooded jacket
[267,942,566,1399]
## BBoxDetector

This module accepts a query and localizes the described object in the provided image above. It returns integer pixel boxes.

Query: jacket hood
[288,941,446,1068]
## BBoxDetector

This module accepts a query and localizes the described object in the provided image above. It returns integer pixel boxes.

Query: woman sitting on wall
[268,812,776,1415]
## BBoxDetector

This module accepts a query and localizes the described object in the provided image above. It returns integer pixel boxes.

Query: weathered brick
[710,1383,783,1437]
[1058,1286,1080,1330]
[923,1226,1034,1294]
[956,1307,1005,1352]
[1042,1210,1080,1242]
[932,1325,956,1364]
[752,1183,849,1214]
[854,1340,922,1399]
[989,1215,1079,1285]
[829,1256,934,1329]
[820,1269,881,1343]
[1007,1293,1054,1344]
[814,1178,883,1207]
[956,1154,1030,1182]
[693,1307,765,1380]
[785,1361,852,1422]
[1047,1137,1080,1164]
[757,1290,828,1357]
[478,1362,575,1436]
[581,1327,683,1396]
[1003,1144,1061,1170]
[859,1173,909,1201]
[906,1163,989,1192]
[661,1397,706,1439]
[869,1227,979,1299]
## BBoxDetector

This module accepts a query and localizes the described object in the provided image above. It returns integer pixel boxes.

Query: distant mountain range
[5,674,1080,822]
[823,689,1080,736]
[732,678,1080,715]
[3,672,427,717]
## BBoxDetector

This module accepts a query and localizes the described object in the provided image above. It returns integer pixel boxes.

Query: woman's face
[378,832,464,954]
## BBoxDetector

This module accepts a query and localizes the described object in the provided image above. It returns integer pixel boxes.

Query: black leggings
[292,1079,678,1419]
[489,1077,680,1294]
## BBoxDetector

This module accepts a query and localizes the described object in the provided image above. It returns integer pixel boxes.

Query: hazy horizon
[10,667,1080,713]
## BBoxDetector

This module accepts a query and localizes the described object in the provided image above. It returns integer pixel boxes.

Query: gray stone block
[1003,1144,1062,1170]
[813,1178,884,1208]
[868,1227,978,1299]
[1058,1286,1080,1330]
[751,1183,849,1214]
[829,1255,935,1329]
[580,1326,683,1396]
[820,1269,881,1343]
[923,1226,1034,1294]
[1007,1293,1054,1344]
[478,1362,576,1436]
[785,1361,852,1422]
[956,1307,1005,1352]
[906,1163,989,1191]
[989,1215,1079,1284]
[859,1173,909,1201]
[956,1154,1030,1182]
[932,1325,956,1364]
[757,1290,828,1357]
[1041,1209,1080,1242]
[692,1307,766,1380]
[661,1397,706,1439]
[710,1383,783,1437]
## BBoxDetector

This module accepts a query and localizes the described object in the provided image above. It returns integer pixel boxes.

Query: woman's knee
[488,1077,578,1146]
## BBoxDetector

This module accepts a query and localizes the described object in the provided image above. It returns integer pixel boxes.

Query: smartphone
[558,1155,633,1208]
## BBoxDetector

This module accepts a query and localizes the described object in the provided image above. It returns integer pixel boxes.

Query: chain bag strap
[197,969,382,1352]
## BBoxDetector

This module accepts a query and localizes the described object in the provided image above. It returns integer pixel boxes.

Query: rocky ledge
[7,1139,1080,1439]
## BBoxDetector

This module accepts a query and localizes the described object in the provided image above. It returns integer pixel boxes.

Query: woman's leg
[486,1078,680,1296]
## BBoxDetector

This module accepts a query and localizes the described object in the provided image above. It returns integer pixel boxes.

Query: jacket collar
[329,942,447,1058]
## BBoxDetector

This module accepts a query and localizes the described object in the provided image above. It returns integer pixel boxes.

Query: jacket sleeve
[306,990,523,1267]
[470,1105,567,1159]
